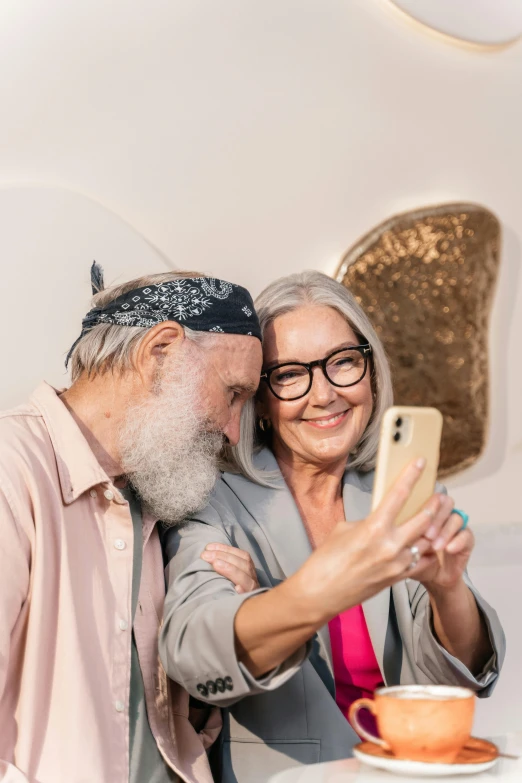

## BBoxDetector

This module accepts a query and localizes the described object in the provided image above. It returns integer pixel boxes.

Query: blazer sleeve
[406,573,505,697]
[158,499,310,707]
[403,482,505,696]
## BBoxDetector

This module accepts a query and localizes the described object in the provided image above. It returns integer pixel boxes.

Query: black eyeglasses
[261,344,372,401]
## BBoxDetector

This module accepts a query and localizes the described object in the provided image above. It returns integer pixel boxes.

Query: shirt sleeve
[158,505,310,707]
[0,478,32,782]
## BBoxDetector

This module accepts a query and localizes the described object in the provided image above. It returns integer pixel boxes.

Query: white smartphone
[372,406,443,525]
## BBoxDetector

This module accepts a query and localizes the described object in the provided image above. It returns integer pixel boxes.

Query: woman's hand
[201,543,260,594]
[415,496,474,591]
[290,458,445,623]
[234,458,448,678]
[233,460,488,679]
[406,497,490,672]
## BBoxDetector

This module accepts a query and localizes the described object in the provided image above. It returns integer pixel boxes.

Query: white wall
[2,0,521,525]
[1,0,521,736]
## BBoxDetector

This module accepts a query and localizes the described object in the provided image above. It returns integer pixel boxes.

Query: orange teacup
[349,685,475,763]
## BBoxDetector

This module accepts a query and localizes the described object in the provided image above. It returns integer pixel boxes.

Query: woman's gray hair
[68,270,209,382]
[222,270,393,484]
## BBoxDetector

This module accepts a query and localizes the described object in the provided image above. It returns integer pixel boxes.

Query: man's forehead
[212,332,262,358]
[210,334,262,387]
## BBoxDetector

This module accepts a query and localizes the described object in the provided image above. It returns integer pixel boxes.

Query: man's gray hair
[68,271,209,382]
[222,270,393,484]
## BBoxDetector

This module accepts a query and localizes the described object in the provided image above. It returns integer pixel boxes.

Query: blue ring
[452,509,469,530]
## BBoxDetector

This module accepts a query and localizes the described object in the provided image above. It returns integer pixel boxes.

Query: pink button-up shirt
[0,383,219,783]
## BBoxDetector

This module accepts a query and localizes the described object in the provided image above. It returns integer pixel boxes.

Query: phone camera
[393,431,401,442]
[395,417,403,427]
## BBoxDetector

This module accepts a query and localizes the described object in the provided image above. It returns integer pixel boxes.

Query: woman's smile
[301,408,351,430]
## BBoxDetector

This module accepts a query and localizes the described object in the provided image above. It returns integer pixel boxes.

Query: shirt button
[114,539,126,551]
[114,700,125,713]
[89,489,97,498]
[104,489,115,501]
[119,619,129,631]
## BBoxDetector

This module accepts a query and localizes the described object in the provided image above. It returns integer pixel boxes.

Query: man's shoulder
[0,399,41,420]
[0,398,45,437]
[0,399,50,473]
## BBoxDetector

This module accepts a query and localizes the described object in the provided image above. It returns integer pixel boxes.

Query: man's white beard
[119,358,223,525]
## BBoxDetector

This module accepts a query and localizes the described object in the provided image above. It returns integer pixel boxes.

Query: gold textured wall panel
[336,203,501,476]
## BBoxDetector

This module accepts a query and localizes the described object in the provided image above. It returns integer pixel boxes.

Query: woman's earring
[258,418,271,432]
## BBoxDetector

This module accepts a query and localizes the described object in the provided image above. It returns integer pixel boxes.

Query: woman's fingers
[432,510,467,552]
[201,548,255,574]
[374,458,426,526]
[394,536,434,576]
[394,493,443,548]
[206,556,258,593]
[443,527,474,556]
[201,546,259,593]
[423,494,454,544]
[406,552,439,581]
[205,542,252,561]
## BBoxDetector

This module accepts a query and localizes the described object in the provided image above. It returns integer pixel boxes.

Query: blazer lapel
[230,448,314,580]
[223,449,334,683]
[343,471,390,683]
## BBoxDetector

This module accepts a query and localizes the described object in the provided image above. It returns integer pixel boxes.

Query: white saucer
[353,746,499,777]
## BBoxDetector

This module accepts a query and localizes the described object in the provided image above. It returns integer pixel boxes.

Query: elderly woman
[159,271,504,782]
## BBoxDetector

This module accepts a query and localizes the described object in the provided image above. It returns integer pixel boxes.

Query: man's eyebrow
[230,381,259,395]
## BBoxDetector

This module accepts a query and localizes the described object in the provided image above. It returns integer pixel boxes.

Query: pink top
[328,605,384,729]
[0,383,219,783]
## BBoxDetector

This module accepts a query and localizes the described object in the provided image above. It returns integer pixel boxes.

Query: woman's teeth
[306,411,348,427]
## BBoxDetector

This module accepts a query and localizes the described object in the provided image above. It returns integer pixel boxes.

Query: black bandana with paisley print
[66,264,261,366]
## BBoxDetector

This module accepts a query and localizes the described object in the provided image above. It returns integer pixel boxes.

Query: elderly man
[0,267,276,783]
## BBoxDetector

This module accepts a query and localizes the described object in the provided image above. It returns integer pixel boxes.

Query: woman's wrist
[282,568,334,629]
[425,576,492,672]
[423,574,467,602]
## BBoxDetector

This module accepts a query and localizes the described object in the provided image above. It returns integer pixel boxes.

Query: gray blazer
[159,449,505,783]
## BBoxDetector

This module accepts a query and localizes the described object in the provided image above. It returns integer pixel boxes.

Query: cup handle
[348,698,390,750]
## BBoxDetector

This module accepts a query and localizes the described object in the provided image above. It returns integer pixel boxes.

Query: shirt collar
[30,382,127,506]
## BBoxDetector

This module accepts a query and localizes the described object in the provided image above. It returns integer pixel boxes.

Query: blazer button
[206,680,217,694]
[224,676,233,691]
[215,678,225,693]
[196,683,208,697]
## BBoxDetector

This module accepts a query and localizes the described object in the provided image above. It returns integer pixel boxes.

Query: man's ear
[133,321,186,389]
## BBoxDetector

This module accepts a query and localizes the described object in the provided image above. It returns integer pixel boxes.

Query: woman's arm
[405,572,504,696]
[234,461,445,677]
[428,579,493,674]
[404,500,504,694]
[159,505,312,707]
[163,461,444,686]
[416,505,498,677]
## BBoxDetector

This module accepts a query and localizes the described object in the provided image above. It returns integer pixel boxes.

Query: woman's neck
[272,440,346,508]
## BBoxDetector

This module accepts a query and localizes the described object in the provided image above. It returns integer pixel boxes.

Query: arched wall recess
[0,185,173,408]
[387,0,522,48]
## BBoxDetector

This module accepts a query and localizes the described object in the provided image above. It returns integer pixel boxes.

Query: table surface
[268,733,522,783]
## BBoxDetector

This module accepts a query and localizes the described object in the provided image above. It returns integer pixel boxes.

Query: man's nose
[223,410,242,447]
